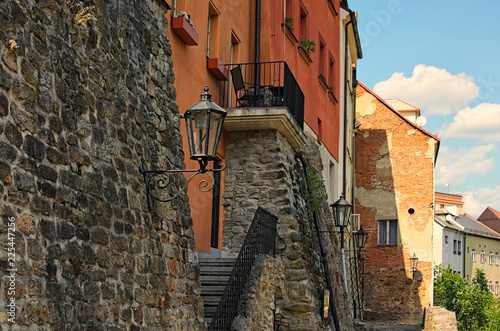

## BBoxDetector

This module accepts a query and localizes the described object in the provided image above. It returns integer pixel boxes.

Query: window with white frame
[480,250,486,263]
[489,252,494,265]
[472,249,476,262]
[495,281,499,294]
[378,220,397,246]
[488,280,494,293]
[458,240,461,255]
[496,253,499,266]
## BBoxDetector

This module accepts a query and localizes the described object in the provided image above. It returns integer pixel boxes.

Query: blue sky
[350,0,500,217]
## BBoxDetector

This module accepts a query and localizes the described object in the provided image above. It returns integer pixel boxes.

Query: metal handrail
[208,207,278,330]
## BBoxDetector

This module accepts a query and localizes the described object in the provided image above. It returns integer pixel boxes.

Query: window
[495,281,499,294]
[453,240,457,254]
[300,3,308,41]
[207,2,220,58]
[458,240,461,255]
[445,235,448,244]
[317,118,323,142]
[472,249,476,262]
[488,281,494,293]
[328,54,335,90]
[496,253,499,266]
[318,36,326,78]
[378,220,397,245]
[480,250,486,264]
[440,204,445,209]
[489,252,494,265]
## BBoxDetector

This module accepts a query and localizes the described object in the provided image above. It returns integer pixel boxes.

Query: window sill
[207,58,229,81]
[171,16,199,46]
[298,46,313,65]
[282,23,298,45]
[328,90,338,105]
[318,74,329,91]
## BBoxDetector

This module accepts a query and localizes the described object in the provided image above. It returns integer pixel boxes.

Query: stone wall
[423,307,458,331]
[232,255,285,331]
[0,0,204,329]
[222,129,353,330]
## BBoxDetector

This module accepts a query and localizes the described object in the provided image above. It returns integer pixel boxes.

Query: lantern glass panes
[354,226,367,249]
[184,86,226,162]
[331,195,353,228]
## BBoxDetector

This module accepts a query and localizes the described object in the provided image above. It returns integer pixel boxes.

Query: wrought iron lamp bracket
[139,158,226,211]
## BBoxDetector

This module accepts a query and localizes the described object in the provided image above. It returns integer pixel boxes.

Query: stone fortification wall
[0,0,204,329]
[423,307,458,331]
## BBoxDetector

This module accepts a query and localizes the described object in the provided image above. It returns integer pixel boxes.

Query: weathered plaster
[356,186,397,219]
[378,133,392,155]
[357,93,377,117]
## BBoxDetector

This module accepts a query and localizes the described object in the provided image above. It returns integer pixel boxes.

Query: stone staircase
[199,258,237,326]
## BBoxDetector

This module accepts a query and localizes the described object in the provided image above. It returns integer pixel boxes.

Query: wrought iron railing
[220,61,304,129]
[208,207,278,331]
[348,253,365,320]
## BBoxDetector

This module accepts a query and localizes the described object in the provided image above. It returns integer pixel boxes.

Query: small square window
[378,220,397,246]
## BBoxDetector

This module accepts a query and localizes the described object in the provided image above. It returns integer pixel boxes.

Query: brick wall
[0,0,205,329]
[355,84,437,322]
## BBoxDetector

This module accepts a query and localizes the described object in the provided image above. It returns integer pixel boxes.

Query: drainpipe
[255,0,261,98]
[340,13,354,296]
[296,153,341,331]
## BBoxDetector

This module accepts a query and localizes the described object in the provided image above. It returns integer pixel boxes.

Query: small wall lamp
[410,253,419,279]
[139,86,227,211]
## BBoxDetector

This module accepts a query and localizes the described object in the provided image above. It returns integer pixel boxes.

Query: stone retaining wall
[423,307,458,331]
[222,129,353,330]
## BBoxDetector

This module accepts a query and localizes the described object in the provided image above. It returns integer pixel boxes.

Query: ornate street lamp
[139,85,227,211]
[331,194,353,228]
[354,226,367,250]
[410,253,419,279]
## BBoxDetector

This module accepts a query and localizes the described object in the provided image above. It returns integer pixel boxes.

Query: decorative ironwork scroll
[139,158,226,211]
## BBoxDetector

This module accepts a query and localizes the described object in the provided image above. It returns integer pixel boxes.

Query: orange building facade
[167,0,348,254]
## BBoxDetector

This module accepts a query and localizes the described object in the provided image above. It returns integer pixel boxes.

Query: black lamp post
[139,85,227,211]
[410,253,419,280]
[331,194,353,292]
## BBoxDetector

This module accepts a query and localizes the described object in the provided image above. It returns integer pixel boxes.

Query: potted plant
[300,39,316,53]
[285,16,294,30]
[176,11,194,28]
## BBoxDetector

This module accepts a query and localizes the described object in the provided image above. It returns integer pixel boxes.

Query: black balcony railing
[208,207,278,331]
[221,61,304,129]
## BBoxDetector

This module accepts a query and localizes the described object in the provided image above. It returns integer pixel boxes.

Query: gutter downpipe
[296,153,341,331]
[255,0,261,99]
[341,13,354,295]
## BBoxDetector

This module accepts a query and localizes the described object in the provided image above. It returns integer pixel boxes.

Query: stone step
[199,257,237,323]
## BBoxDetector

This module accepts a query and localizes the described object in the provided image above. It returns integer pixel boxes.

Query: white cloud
[462,186,500,218]
[439,103,500,142]
[435,144,497,187]
[373,64,479,115]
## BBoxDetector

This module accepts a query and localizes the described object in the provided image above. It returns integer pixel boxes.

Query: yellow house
[455,214,500,297]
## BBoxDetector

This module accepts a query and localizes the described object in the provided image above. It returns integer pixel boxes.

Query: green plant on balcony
[285,16,294,29]
[176,11,194,28]
[300,39,316,53]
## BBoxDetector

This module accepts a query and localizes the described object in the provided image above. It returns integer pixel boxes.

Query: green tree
[434,266,493,331]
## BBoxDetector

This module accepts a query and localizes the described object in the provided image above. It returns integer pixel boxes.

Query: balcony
[220,61,304,130]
